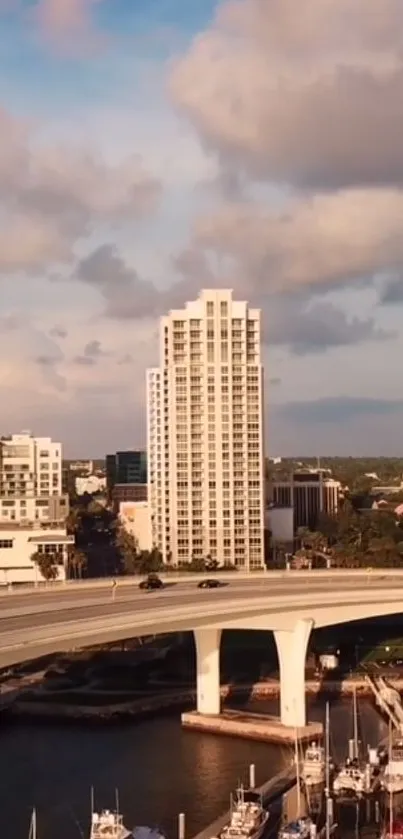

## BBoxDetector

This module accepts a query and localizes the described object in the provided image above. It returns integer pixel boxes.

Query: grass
[359,638,403,664]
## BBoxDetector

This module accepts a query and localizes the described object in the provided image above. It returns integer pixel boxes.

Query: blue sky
[1,0,403,456]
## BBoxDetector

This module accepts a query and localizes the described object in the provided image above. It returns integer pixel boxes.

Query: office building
[0,433,68,524]
[147,289,265,569]
[272,470,341,531]
[106,450,147,508]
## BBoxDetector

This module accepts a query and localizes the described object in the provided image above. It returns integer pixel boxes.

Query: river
[0,698,389,839]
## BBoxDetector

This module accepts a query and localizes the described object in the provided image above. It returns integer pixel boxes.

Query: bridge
[1,569,403,730]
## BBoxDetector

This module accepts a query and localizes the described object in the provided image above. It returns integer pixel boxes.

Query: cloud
[276,396,403,424]
[379,276,403,305]
[0,107,161,274]
[266,299,392,355]
[170,0,403,190]
[73,338,107,366]
[35,0,100,40]
[76,244,161,319]
[75,242,392,354]
[191,190,403,294]
[49,325,68,339]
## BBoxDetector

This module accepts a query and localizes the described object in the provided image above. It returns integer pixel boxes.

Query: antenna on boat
[90,786,95,818]
[115,788,120,815]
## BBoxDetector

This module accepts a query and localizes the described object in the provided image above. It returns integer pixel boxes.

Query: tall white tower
[147,289,265,570]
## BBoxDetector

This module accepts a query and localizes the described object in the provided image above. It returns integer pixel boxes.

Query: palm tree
[67,548,88,579]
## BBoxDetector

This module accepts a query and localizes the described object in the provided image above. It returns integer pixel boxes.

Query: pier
[190,763,296,839]
[182,708,323,745]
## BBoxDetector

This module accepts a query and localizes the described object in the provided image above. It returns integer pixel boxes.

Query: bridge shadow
[221,630,278,712]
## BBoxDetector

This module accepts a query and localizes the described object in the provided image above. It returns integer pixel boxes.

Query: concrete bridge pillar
[194,628,222,715]
[274,619,313,728]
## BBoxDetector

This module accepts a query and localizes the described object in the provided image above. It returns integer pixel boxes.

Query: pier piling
[178,812,186,839]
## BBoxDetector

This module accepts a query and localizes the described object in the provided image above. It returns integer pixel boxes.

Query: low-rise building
[118,501,152,552]
[75,475,107,496]
[0,523,74,585]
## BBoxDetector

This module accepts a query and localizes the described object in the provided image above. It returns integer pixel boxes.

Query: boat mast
[325,703,330,839]
[389,719,393,838]
[353,685,358,759]
[294,725,301,818]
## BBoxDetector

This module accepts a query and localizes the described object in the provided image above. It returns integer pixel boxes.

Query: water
[0,699,388,839]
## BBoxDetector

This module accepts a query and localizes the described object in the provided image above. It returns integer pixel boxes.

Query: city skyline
[1,0,403,456]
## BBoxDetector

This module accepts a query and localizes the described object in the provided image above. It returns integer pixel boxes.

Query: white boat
[89,789,131,839]
[382,739,403,794]
[90,810,132,839]
[278,817,313,839]
[332,758,366,796]
[214,786,269,839]
[301,742,326,787]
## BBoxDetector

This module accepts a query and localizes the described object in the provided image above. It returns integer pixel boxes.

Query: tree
[116,527,139,574]
[31,550,59,581]
[67,548,88,579]
[138,546,163,574]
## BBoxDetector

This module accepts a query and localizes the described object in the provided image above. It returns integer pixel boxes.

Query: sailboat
[332,686,368,797]
[380,722,403,839]
[382,713,403,795]
[278,727,314,839]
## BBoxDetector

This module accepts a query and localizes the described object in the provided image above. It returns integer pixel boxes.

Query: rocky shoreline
[6,674,402,723]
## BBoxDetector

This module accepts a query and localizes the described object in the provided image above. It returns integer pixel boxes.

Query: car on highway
[139,574,164,591]
[197,578,224,589]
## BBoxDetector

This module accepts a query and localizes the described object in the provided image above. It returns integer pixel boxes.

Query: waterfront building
[0,432,68,525]
[147,288,265,569]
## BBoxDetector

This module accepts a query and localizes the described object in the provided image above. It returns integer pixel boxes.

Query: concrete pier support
[194,628,222,715]
[274,619,313,728]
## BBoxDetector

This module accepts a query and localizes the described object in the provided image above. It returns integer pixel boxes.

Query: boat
[90,789,131,839]
[379,722,403,839]
[301,742,326,788]
[90,810,132,839]
[382,739,403,794]
[279,728,314,839]
[214,786,269,839]
[332,686,369,797]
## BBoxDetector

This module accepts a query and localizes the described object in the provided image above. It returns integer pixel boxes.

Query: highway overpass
[1,570,403,728]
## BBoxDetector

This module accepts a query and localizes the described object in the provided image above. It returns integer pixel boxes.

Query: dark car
[197,578,223,589]
[139,574,164,591]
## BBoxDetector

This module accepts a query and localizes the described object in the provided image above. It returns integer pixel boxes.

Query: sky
[1,0,403,457]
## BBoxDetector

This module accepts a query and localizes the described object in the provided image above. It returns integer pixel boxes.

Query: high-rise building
[0,432,68,524]
[106,450,147,508]
[147,289,265,569]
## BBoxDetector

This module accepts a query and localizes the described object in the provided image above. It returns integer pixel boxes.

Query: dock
[182,708,323,745]
[190,763,296,839]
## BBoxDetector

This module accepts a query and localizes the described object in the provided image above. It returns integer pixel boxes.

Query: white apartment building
[0,433,68,524]
[147,289,265,570]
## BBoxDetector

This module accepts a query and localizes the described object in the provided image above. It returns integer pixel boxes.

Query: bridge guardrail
[1,566,402,596]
